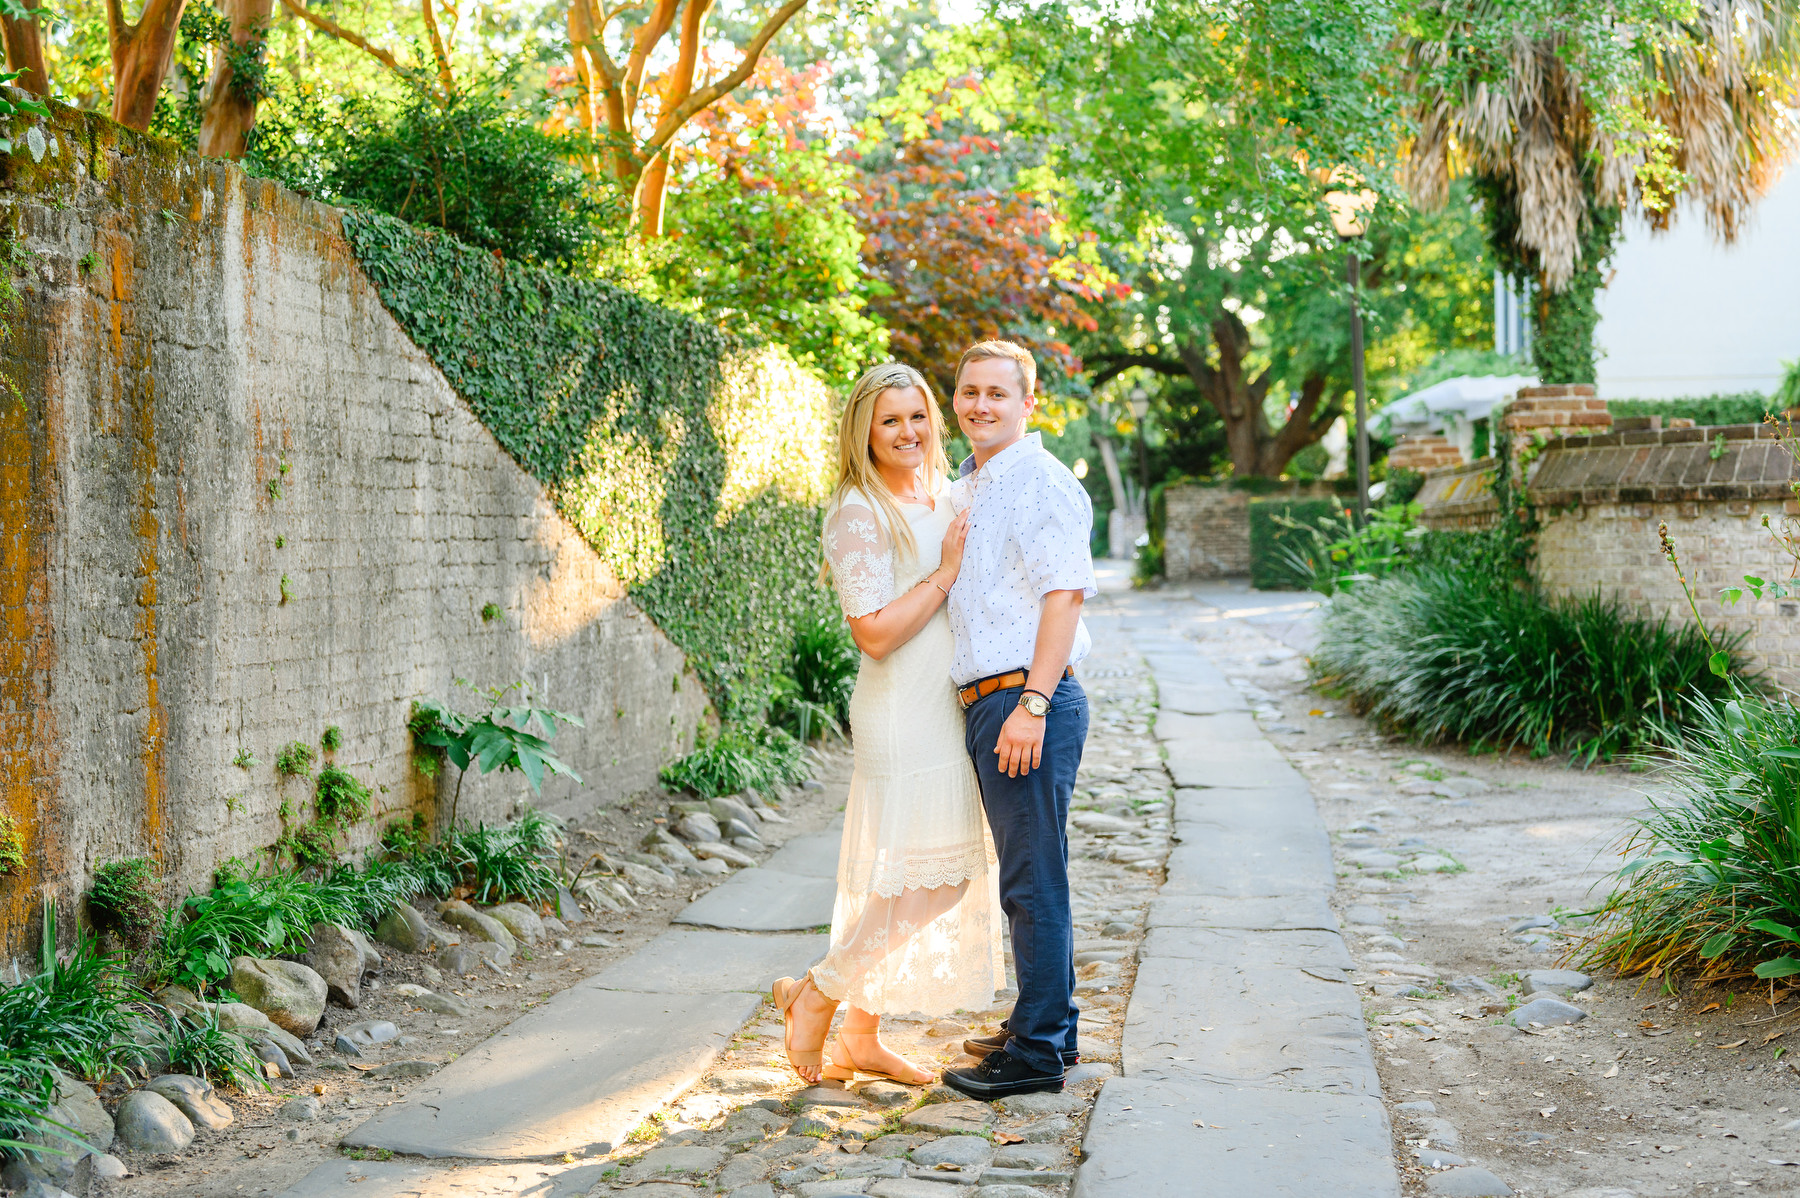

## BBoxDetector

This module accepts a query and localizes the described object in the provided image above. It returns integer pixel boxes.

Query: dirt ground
[93,749,856,1198]
[1186,594,1800,1197]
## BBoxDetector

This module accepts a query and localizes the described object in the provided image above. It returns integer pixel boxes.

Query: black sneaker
[942,1048,1065,1100]
[963,1022,1079,1066]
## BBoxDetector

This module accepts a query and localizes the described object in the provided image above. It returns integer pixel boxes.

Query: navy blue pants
[963,674,1089,1073]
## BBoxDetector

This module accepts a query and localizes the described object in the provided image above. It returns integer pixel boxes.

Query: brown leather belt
[958,665,1074,710]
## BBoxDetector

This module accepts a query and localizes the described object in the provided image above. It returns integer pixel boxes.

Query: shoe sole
[961,1038,1078,1067]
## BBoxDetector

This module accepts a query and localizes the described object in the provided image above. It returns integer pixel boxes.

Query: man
[940,340,1096,1100]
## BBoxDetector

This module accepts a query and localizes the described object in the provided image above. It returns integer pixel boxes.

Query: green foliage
[480,602,504,625]
[1582,686,1800,983]
[1607,394,1776,429]
[1384,469,1427,506]
[0,901,148,1083]
[1248,498,1344,590]
[275,741,315,779]
[0,1050,60,1155]
[409,685,583,826]
[1775,361,1800,415]
[447,811,563,906]
[247,79,623,270]
[771,615,858,742]
[0,812,22,877]
[660,724,808,799]
[341,211,836,710]
[158,1004,268,1092]
[321,726,343,753]
[158,872,350,991]
[314,766,372,826]
[1311,566,1747,763]
[88,858,161,948]
[0,70,50,158]
[1277,503,1425,596]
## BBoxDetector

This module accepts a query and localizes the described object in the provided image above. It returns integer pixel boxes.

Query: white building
[1593,167,1800,399]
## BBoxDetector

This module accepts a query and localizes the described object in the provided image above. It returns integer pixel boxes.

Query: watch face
[1023,693,1050,716]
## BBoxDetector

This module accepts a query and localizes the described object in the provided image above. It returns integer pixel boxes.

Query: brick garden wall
[0,116,714,956]
[1163,486,1252,579]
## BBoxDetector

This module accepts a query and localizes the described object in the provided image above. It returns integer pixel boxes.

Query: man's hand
[995,704,1046,777]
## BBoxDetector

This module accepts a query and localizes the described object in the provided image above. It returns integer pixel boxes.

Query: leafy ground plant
[158,1004,269,1091]
[410,681,584,825]
[660,723,807,798]
[0,1049,63,1156]
[771,614,857,742]
[0,901,149,1083]
[87,857,161,947]
[1312,566,1745,762]
[1582,686,1800,984]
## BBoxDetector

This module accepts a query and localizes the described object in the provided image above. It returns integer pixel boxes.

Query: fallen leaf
[1309,709,1325,716]
[994,1133,1024,1145]
[1716,1040,1750,1049]
[1638,1020,1660,1029]
[1540,1106,1557,1118]
[1766,1032,1788,1045]
[1700,1002,1722,1013]
[935,1164,963,1172]
[348,1062,375,1072]
[1603,1064,1620,1078]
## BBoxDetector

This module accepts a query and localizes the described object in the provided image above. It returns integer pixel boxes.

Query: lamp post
[1128,387,1151,525]
[1326,180,1377,523]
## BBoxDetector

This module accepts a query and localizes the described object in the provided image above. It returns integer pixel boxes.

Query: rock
[370,1060,439,1079]
[673,813,723,843]
[840,1113,890,1141]
[626,1145,727,1180]
[856,1081,916,1107]
[694,841,758,868]
[280,1096,323,1122]
[486,903,545,945]
[624,862,678,891]
[436,901,518,955]
[1405,854,1462,873]
[228,957,328,1036]
[1507,997,1586,1028]
[719,1153,773,1187]
[340,1020,400,1048]
[710,796,762,831]
[1015,1115,1072,1142]
[209,1002,313,1065]
[912,1136,995,1169]
[542,916,567,935]
[991,1144,1067,1169]
[1415,1147,1469,1168]
[870,1181,975,1198]
[1424,1167,1514,1196]
[1396,1101,1438,1115]
[374,905,434,953]
[725,818,760,840]
[145,1075,232,1131]
[1344,850,1404,870]
[303,923,378,1009]
[693,857,731,876]
[1523,969,1593,997]
[1508,915,1557,934]
[650,839,699,866]
[45,1070,114,1152]
[391,982,473,1017]
[927,1020,970,1036]
[788,1108,840,1137]
[91,1154,127,1181]
[1552,1190,1638,1198]
[972,1185,1056,1198]
[334,1035,364,1058]
[1417,1117,1462,1149]
[901,1102,995,1135]
[994,1092,1083,1117]
[1344,904,1388,925]
[252,1039,293,1079]
[579,933,618,949]
[1447,977,1502,999]
[437,942,509,976]
[553,886,586,923]
[113,1090,194,1154]
[729,1186,777,1198]
[1063,1061,1116,1085]
[153,985,200,1015]
[796,1084,869,1108]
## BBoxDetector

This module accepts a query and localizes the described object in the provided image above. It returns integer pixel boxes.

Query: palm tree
[1404,0,1800,384]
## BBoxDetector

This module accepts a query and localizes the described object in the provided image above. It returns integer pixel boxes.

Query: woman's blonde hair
[823,363,950,581]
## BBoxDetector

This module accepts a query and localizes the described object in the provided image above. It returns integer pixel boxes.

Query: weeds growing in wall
[340,211,837,713]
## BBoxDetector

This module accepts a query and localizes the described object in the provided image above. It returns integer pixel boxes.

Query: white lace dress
[812,487,1004,1016]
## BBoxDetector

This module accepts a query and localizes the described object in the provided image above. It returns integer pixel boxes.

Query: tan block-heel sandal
[772,974,826,1077]
[824,1030,934,1086]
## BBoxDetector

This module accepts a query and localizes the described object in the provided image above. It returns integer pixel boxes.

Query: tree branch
[418,0,456,97]
[279,0,402,75]
[1086,351,1189,392]
[623,0,679,120]
[642,0,806,155]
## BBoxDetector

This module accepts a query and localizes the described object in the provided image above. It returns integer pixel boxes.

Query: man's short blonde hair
[955,340,1037,398]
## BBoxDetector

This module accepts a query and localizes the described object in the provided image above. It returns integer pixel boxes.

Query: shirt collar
[969,432,1042,482]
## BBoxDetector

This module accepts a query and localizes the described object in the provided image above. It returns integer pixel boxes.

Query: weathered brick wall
[1163,486,1251,579]
[1389,434,1463,472]
[0,116,712,954]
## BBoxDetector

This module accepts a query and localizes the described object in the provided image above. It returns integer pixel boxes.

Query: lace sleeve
[825,501,896,619]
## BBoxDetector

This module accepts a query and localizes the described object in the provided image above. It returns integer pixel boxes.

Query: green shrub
[158,872,354,992]
[772,615,858,741]
[1248,497,1343,590]
[88,858,161,948]
[158,1004,268,1092]
[342,212,836,713]
[1582,687,1800,983]
[450,810,564,907]
[0,902,149,1083]
[1312,567,1747,762]
[661,724,808,799]
[1607,393,1773,428]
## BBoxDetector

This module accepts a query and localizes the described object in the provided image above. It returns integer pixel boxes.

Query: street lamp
[1128,387,1151,520]
[1326,177,1377,523]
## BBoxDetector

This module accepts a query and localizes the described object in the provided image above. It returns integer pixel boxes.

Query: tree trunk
[1175,317,1338,480]
[635,150,670,237]
[109,0,190,131]
[1092,429,1130,516]
[1531,196,1618,384]
[197,0,273,159]
[1,14,48,96]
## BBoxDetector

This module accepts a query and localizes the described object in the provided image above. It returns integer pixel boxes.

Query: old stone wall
[0,113,710,955]
[1163,486,1251,579]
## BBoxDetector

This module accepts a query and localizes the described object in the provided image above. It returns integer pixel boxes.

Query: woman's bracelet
[929,576,951,598]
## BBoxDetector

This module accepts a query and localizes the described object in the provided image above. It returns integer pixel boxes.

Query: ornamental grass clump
[0,901,150,1083]
[1582,688,1800,985]
[1312,567,1743,762]
[660,723,807,798]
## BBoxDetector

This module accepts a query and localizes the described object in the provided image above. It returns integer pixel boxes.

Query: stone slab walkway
[1073,588,1399,1198]
[673,830,841,932]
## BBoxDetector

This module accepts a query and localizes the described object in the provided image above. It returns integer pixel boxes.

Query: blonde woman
[771,363,1004,1086]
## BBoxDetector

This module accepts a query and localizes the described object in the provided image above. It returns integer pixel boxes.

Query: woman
[772,363,1004,1086]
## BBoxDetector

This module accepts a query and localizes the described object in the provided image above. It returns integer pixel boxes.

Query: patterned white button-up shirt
[946,432,1097,686]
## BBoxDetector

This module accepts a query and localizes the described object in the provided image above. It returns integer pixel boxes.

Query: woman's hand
[937,510,971,582]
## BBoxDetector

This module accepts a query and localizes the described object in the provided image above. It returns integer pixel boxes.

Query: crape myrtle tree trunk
[197,0,274,158]
[108,0,189,130]
[0,1,48,97]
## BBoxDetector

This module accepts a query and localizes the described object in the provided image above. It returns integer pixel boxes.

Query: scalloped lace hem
[842,847,994,899]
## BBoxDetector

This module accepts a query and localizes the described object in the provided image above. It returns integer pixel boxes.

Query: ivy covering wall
[342,211,837,711]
